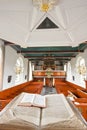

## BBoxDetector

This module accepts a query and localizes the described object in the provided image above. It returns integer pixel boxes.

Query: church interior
[0,0,87,129]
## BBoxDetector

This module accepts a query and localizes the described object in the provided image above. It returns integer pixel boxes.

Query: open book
[0,93,87,130]
[18,92,46,108]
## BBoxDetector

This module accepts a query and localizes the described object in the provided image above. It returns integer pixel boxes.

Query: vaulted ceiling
[1,0,87,67]
[0,0,87,47]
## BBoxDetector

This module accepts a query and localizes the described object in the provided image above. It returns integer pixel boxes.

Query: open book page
[0,93,41,128]
[41,94,87,130]
[13,105,41,126]
[18,92,46,108]
[33,94,46,108]
[18,93,35,106]
[41,94,75,125]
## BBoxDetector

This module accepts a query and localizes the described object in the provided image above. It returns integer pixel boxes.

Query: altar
[33,70,66,86]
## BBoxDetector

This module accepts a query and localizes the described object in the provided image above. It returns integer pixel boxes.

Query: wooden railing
[33,70,66,77]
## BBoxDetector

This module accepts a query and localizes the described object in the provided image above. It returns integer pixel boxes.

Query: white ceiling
[0,0,87,47]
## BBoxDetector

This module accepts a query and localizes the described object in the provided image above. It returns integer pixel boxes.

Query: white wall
[0,40,4,90]
[66,48,87,88]
[3,46,28,90]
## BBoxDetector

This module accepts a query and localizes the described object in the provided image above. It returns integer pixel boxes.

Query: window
[76,57,86,76]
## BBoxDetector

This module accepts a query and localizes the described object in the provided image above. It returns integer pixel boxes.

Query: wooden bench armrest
[74,98,87,103]
[68,90,77,98]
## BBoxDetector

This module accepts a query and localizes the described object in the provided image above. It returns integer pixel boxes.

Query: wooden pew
[75,89,87,98]
[55,81,77,96]
[0,81,33,100]
[67,88,87,121]
[75,103,87,121]
[23,81,43,94]
[0,81,43,110]
[74,98,87,103]
[55,80,87,121]
[66,81,86,91]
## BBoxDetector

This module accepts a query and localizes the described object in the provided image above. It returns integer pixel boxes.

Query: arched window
[76,57,86,76]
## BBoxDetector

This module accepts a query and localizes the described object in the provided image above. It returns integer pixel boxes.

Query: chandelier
[77,65,86,75]
[15,66,24,74]
[32,0,57,12]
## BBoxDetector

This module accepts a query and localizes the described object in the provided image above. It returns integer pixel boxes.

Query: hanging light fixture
[32,0,57,12]
[14,47,24,75]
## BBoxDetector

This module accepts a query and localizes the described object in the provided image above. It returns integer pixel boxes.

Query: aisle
[41,86,57,95]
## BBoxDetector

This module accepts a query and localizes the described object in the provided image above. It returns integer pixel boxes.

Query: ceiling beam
[29,58,70,61]
[24,56,75,58]
[4,41,14,46]
[17,50,84,54]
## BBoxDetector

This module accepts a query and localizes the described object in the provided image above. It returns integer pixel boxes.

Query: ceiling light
[32,0,57,12]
